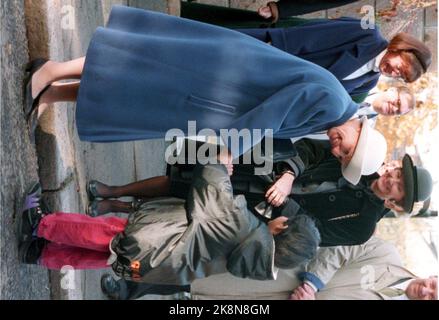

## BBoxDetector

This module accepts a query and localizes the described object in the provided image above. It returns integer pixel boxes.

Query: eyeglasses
[395,91,401,115]
[389,91,402,116]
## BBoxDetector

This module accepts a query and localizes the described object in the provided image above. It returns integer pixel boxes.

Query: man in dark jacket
[229,138,433,246]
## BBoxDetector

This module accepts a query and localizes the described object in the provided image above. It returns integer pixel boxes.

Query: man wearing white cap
[255,146,433,246]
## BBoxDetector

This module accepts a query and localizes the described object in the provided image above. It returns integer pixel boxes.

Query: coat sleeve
[302,237,403,288]
[181,164,249,269]
[184,164,277,278]
[185,164,236,222]
[221,82,357,158]
[282,17,384,53]
[277,0,360,18]
[275,138,332,177]
[302,238,379,287]
[226,224,276,281]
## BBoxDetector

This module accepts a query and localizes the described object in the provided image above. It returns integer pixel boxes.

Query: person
[235,21,431,102]
[357,85,416,119]
[178,4,431,102]
[179,0,360,29]
[290,237,438,300]
[230,141,433,246]
[17,163,321,285]
[26,5,364,160]
[289,85,416,141]
[86,115,386,216]
[99,237,438,300]
[85,138,433,247]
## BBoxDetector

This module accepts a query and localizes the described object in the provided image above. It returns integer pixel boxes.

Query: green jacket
[110,164,276,285]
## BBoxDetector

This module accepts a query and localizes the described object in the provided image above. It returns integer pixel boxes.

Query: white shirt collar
[374,49,387,72]
[390,279,413,300]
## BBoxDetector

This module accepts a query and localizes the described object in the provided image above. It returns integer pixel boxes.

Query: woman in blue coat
[236,18,432,102]
[26,5,357,158]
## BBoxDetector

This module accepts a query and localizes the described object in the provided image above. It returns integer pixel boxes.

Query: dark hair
[387,33,432,82]
[274,214,321,269]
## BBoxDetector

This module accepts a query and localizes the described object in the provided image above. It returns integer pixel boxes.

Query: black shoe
[87,199,144,217]
[19,238,47,265]
[130,198,146,213]
[24,59,50,144]
[101,274,121,300]
[87,180,111,201]
[24,58,50,121]
[17,182,51,243]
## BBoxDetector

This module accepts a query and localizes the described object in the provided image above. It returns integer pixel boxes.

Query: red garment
[40,243,111,270]
[37,212,127,270]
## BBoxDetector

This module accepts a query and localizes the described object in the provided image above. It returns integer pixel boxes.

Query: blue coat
[237,18,389,96]
[76,6,358,157]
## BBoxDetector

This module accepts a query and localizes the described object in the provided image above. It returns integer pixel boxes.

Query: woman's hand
[289,283,316,300]
[265,172,294,207]
[268,216,288,235]
[217,147,233,176]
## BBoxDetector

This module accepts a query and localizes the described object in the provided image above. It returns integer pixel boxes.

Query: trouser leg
[37,212,127,252]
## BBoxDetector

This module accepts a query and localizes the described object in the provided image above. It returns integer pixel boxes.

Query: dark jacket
[276,0,361,18]
[234,139,390,246]
[111,164,276,284]
[237,17,388,96]
[180,1,360,28]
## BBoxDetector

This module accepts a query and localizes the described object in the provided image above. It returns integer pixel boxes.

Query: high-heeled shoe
[23,58,50,121]
[86,199,144,217]
[86,180,108,201]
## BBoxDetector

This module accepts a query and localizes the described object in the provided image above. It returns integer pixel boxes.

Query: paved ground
[1,0,177,300]
[1,0,51,300]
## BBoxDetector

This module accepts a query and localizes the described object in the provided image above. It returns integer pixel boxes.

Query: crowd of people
[18,1,436,300]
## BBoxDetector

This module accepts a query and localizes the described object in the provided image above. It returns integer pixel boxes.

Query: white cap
[341,116,387,185]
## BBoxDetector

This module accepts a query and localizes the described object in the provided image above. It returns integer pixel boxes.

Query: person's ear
[384,199,405,213]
